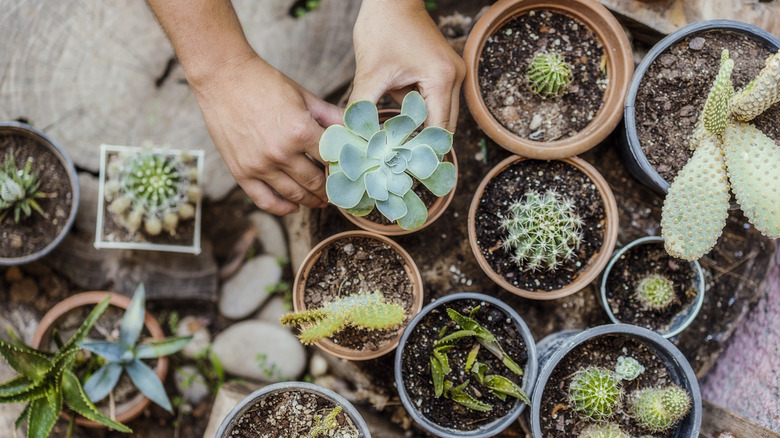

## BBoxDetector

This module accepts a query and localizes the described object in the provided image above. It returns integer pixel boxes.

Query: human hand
[350,0,465,132]
[191,54,343,215]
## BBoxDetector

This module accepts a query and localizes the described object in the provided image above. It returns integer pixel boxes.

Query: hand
[191,53,343,215]
[350,0,465,131]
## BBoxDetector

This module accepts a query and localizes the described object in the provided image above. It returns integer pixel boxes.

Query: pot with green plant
[95,143,204,254]
[394,292,538,437]
[0,121,79,265]
[599,236,706,338]
[319,91,457,235]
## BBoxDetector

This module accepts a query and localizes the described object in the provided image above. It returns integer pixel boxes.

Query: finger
[280,155,327,202]
[302,90,344,127]
[388,85,416,105]
[239,179,299,216]
[419,84,452,130]
[265,171,328,209]
[448,86,461,133]
[348,76,385,106]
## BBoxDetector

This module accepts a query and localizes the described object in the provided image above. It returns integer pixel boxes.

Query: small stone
[530,113,544,131]
[248,211,288,259]
[343,243,355,256]
[4,266,23,283]
[177,316,212,359]
[355,250,368,261]
[309,354,328,377]
[255,295,290,323]
[689,37,706,50]
[174,365,211,404]
[219,255,282,320]
[10,278,38,305]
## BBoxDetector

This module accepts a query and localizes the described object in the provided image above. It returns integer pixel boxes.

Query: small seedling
[568,367,622,421]
[629,384,691,432]
[635,274,675,310]
[0,154,48,223]
[527,51,573,98]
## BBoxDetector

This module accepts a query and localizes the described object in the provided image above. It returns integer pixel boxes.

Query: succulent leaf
[135,336,192,359]
[384,115,417,146]
[397,190,427,230]
[376,193,408,221]
[79,340,126,363]
[406,145,439,180]
[448,380,492,412]
[615,356,645,381]
[419,161,457,197]
[319,124,367,162]
[344,100,380,140]
[82,362,123,403]
[27,389,61,438]
[0,375,35,398]
[400,91,428,126]
[339,143,377,182]
[386,171,413,196]
[62,369,131,432]
[0,154,48,223]
[325,171,366,209]
[431,355,444,397]
[365,168,390,202]
[0,340,51,383]
[701,49,734,135]
[483,374,530,405]
[402,126,453,154]
[730,50,780,121]
[120,284,146,348]
[343,192,375,217]
[126,358,172,412]
[366,130,388,160]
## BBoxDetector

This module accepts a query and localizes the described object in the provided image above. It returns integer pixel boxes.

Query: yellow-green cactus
[568,367,623,421]
[701,49,734,135]
[280,291,405,345]
[629,385,691,432]
[578,424,631,438]
[527,52,573,98]
[730,51,780,121]
[721,122,780,238]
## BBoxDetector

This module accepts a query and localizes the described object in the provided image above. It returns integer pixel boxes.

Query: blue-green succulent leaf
[59,297,111,355]
[319,124,367,162]
[126,358,172,412]
[367,130,389,160]
[82,362,123,403]
[326,171,366,209]
[375,193,407,221]
[344,100,380,140]
[79,340,125,363]
[386,171,413,196]
[0,339,50,382]
[135,336,192,359]
[402,126,453,154]
[384,115,417,146]
[406,145,439,180]
[419,161,456,197]
[62,369,132,432]
[401,91,428,127]
[121,284,146,348]
[343,192,375,217]
[397,190,427,230]
[365,168,390,202]
[339,143,378,181]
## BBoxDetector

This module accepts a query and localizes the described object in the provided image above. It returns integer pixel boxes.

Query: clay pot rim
[0,121,80,266]
[30,291,168,428]
[462,0,634,159]
[467,155,619,300]
[292,230,424,360]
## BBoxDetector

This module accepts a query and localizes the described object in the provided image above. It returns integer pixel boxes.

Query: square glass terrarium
[95,144,204,254]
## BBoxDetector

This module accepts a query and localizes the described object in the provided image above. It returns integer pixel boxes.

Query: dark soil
[302,236,416,351]
[635,30,780,183]
[539,334,688,438]
[400,299,528,432]
[605,241,699,334]
[473,159,606,292]
[229,389,358,438]
[479,10,607,142]
[0,132,73,258]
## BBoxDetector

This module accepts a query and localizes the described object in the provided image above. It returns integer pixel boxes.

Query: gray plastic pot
[394,292,538,437]
[618,20,780,195]
[214,381,371,438]
[530,325,702,438]
[0,121,79,265]
[599,236,706,338]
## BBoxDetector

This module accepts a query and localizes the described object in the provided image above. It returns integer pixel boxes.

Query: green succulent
[0,154,47,223]
[280,291,406,345]
[501,190,583,272]
[0,297,132,438]
[319,91,456,230]
[635,274,675,311]
[629,384,691,432]
[306,405,341,438]
[527,51,573,98]
[568,366,622,421]
[79,284,191,412]
[614,356,645,381]
[662,49,780,260]
[578,423,631,438]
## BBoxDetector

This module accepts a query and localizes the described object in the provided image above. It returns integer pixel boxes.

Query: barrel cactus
[629,384,691,432]
[527,51,573,98]
[662,49,780,260]
[635,274,675,311]
[319,91,456,230]
[568,367,623,421]
[0,154,47,223]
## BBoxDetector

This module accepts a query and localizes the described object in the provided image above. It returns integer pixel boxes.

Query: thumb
[348,77,385,106]
[301,91,344,128]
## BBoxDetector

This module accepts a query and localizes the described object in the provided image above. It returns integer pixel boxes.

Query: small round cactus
[635,274,675,311]
[501,190,583,272]
[526,51,573,98]
[578,423,630,438]
[615,356,645,381]
[630,384,692,432]
[568,367,623,421]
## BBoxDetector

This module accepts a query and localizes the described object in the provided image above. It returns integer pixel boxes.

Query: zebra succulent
[629,384,692,432]
[320,91,456,230]
[0,154,47,223]
[568,366,623,421]
[662,49,780,260]
[527,51,573,98]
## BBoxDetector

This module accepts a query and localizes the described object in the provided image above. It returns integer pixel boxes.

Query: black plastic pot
[214,381,371,438]
[530,325,702,437]
[619,20,780,195]
[394,292,538,437]
[0,121,79,265]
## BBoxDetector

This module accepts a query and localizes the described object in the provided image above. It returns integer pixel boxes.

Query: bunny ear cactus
[730,51,780,121]
[0,154,47,223]
[320,91,456,230]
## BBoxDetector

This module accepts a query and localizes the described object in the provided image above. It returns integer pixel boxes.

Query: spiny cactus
[527,51,573,98]
[280,291,406,345]
[578,423,631,438]
[635,274,675,311]
[662,48,780,260]
[0,154,47,223]
[105,147,200,236]
[629,384,692,432]
[615,356,645,381]
[319,91,456,230]
[501,190,583,272]
[568,367,623,421]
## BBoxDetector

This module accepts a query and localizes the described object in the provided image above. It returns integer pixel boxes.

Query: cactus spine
[730,51,780,121]
[527,52,573,98]
[629,384,692,432]
[634,274,675,310]
[578,424,631,438]
[568,367,623,421]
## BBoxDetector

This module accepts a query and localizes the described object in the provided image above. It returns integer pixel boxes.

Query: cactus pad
[701,49,734,136]
[730,51,780,121]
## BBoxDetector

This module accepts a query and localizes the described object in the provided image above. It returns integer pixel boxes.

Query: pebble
[9,278,38,305]
[309,354,328,377]
[689,37,706,51]
[219,255,282,320]
[530,113,544,131]
[176,316,212,359]
[174,365,211,404]
[211,320,306,382]
[248,211,288,259]
[255,295,290,323]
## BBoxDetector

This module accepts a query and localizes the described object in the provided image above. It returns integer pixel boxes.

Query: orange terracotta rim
[463,0,634,159]
[292,230,425,360]
[467,155,619,300]
[31,291,168,428]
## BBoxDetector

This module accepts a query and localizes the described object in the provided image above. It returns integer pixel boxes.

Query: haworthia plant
[661,49,780,260]
[0,153,47,223]
[319,91,456,230]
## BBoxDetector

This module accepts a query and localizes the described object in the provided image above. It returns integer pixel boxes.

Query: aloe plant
[78,284,191,412]
[0,297,132,438]
[319,91,456,230]
[0,153,47,223]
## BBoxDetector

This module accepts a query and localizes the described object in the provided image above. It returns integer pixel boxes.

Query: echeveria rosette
[320,91,456,230]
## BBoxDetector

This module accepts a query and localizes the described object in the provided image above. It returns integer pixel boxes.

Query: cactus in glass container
[629,384,692,432]
[0,154,48,223]
[568,366,623,421]
[319,91,456,230]
[527,51,573,98]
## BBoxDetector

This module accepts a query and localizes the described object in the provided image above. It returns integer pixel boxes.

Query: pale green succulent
[615,356,645,381]
[662,49,780,260]
[629,384,691,432]
[635,274,675,311]
[568,367,623,421]
[306,405,341,438]
[527,51,573,98]
[0,154,47,223]
[578,423,631,438]
[319,91,456,230]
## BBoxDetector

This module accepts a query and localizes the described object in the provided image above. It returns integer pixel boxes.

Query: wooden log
[701,400,780,438]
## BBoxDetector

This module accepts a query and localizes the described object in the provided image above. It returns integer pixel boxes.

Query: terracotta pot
[0,121,79,265]
[31,292,167,428]
[333,109,458,236]
[292,230,424,360]
[468,155,618,300]
[463,0,633,159]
